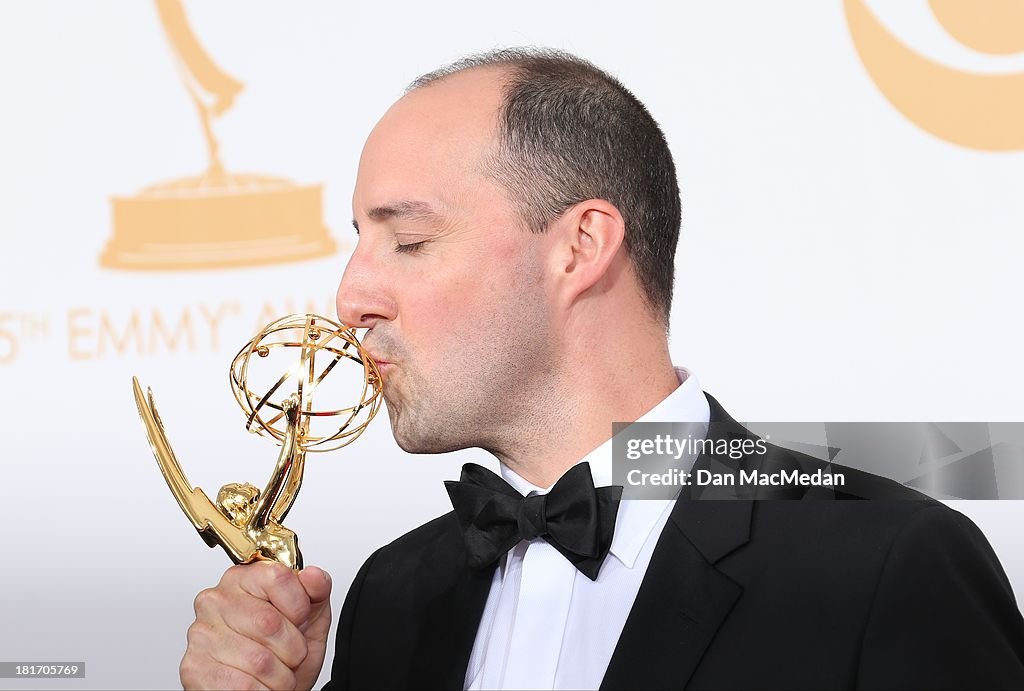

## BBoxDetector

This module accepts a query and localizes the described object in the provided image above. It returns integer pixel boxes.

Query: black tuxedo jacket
[324,395,1024,690]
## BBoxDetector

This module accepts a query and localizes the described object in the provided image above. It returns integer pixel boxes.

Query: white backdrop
[1,1,1022,688]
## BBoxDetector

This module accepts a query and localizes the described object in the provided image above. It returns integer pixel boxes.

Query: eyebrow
[352,200,442,232]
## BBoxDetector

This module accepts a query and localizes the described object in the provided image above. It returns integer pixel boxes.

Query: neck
[490,322,679,488]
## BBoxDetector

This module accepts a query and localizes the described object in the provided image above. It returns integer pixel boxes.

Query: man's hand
[180,562,333,690]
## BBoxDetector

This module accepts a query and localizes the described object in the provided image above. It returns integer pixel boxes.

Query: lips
[366,352,392,369]
[362,340,394,370]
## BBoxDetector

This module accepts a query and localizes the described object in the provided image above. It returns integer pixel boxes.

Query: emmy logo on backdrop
[100,0,336,270]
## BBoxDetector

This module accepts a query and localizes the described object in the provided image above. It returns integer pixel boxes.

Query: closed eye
[394,241,427,255]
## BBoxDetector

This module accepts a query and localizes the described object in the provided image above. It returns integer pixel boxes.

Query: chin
[384,400,477,455]
[385,404,430,453]
[390,419,468,455]
[391,426,455,455]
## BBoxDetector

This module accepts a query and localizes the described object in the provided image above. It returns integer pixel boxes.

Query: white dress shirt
[464,367,711,690]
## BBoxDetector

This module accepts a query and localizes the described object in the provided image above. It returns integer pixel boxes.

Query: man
[179,49,1024,690]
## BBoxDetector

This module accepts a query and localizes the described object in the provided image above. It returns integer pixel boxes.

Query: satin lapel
[408,560,496,689]
[600,500,750,690]
[601,393,755,690]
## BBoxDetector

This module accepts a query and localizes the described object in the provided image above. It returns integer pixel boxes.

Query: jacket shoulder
[328,511,470,690]
[352,510,468,591]
[372,510,463,566]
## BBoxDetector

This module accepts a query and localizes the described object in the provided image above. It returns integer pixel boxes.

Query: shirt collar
[499,366,711,569]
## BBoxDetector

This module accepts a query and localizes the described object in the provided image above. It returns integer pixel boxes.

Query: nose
[335,244,398,329]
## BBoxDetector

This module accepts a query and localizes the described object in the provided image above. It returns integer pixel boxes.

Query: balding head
[337,49,681,481]
[408,48,682,322]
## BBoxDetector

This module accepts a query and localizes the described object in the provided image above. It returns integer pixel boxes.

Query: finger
[297,566,332,605]
[296,567,333,637]
[180,647,270,691]
[217,596,309,669]
[195,569,308,668]
[227,561,313,627]
[189,621,297,691]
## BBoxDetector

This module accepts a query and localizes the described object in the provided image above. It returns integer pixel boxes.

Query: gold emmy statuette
[100,0,335,270]
[132,314,382,570]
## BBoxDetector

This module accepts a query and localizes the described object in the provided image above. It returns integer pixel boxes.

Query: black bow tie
[444,462,623,581]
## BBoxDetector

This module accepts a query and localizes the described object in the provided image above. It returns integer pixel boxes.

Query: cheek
[401,263,515,357]
[396,233,544,362]
[414,241,523,314]
[395,268,486,365]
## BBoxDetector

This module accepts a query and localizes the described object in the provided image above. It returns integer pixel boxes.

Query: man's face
[337,69,556,454]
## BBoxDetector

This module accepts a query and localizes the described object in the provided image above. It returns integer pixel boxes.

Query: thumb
[297,565,332,605]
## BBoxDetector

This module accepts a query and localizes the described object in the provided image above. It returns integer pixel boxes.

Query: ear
[547,199,626,309]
